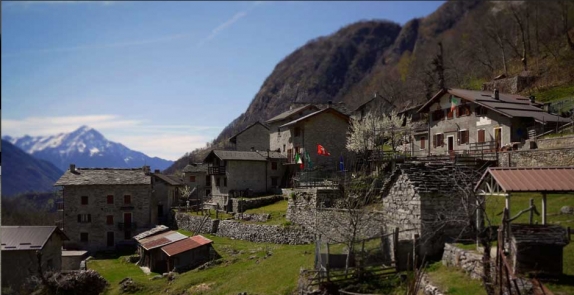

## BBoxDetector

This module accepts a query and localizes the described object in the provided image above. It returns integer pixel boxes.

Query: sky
[1,1,445,161]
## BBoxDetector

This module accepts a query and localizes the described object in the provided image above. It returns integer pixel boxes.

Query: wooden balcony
[208,166,226,175]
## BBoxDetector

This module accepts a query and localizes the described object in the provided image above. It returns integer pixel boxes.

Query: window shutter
[77,214,81,222]
[440,134,445,147]
[465,131,469,144]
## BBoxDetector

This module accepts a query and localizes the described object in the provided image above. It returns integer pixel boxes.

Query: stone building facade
[229,121,270,151]
[151,172,183,224]
[416,88,570,156]
[54,165,152,252]
[1,226,68,292]
[182,163,209,199]
[267,104,320,153]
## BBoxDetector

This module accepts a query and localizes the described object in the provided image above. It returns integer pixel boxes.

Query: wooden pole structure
[542,193,547,225]
[529,198,534,224]
[505,193,511,218]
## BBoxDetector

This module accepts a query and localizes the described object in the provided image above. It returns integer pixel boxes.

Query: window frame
[80,232,89,243]
[107,195,114,204]
[81,196,88,205]
[106,215,114,225]
[271,162,278,170]
[477,129,486,143]
[420,136,426,150]
[189,175,196,182]
[124,195,131,204]
[458,129,469,145]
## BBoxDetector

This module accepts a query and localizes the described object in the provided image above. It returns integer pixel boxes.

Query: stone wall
[235,122,270,152]
[233,213,270,222]
[482,75,535,94]
[174,212,220,234]
[420,275,446,295]
[216,220,314,245]
[534,135,574,150]
[232,195,283,213]
[499,148,574,167]
[441,243,484,280]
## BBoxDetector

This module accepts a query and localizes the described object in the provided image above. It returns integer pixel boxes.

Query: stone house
[203,150,286,205]
[229,121,270,151]
[267,104,321,154]
[182,163,209,200]
[1,226,69,292]
[277,107,350,171]
[351,93,396,121]
[54,165,152,252]
[382,162,479,259]
[415,88,570,156]
[151,171,184,225]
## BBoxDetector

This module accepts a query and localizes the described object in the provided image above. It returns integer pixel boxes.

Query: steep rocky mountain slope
[4,126,173,172]
[1,140,64,197]
[165,0,574,173]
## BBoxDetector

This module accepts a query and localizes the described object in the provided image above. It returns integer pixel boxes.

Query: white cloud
[2,115,222,161]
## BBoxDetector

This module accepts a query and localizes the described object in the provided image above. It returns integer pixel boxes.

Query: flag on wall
[305,152,313,169]
[450,96,459,112]
[295,153,304,169]
[317,144,331,156]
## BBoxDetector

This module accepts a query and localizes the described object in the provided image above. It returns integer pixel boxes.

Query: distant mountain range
[3,126,173,173]
[1,139,64,197]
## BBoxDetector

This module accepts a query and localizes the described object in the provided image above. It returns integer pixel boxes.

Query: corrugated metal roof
[133,225,170,241]
[279,107,350,128]
[55,168,151,186]
[419,88,571,124]
[476,167,574,193]
[138,230,187,250]
[1,226,69,251]
[266,105,319,123]
[161,235,213,257]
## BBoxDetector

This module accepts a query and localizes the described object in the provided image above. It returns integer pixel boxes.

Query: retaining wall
[499,147,574,167]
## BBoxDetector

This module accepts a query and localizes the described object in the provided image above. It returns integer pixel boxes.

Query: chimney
[154,169,160,174]
[143,165,151,175]
[493,89,499,100]
[529,95,536,104]
[69,164,76,173]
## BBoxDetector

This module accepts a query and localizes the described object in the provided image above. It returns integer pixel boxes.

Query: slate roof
[510,224,569,246]
[138,230,187,251]
[419,88,571,124]
[203,150,286,162]
[161,235,213,257]
[395,162,479,195]
[474,167,574,193]
[266,104,320,124]
[133,225,170,241]
[229,121,269,143]
[55,167,151,186]
[279,107,350,128]
[152,173,184,186]
[1,226,69,251]
[183,163,208,173]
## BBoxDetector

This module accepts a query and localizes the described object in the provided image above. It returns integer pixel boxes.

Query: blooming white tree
[346,110,412,154]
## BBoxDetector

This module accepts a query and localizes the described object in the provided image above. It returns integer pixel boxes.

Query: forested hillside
[165,0,574,174]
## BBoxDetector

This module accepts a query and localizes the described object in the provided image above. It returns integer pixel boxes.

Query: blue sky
[2,1,444,160]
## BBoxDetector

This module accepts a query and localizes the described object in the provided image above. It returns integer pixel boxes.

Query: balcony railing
[208,166,226,175]
[117,222,137,230]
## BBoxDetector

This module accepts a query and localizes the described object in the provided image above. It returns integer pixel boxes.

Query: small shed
[61,250,88,271]
[510,224,569,276]
[161,235,214,272]
[136,230,187,273]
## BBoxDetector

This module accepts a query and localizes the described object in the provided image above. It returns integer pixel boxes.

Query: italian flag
[295,153,304,169]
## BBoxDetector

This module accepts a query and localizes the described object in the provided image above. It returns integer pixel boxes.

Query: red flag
[317,144,331,156]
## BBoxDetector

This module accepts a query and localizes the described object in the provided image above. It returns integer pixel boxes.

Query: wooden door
[494,128,502,150]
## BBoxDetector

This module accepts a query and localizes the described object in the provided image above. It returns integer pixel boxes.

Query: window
[458,130,469,145]
[106,215,114,225]
[294,127,301,137]
[206,189,211,196]
[271,177,278,186]
[478,129,486,143]
[447,109,454,119]
[107,195,114,204]
[283,144,286,153]
[223,177,227,187]
[80,233,89,242]
[271,162,278,170]
[189,176,196,182]
[81,196,88,205]
[433,134,445,148]
[457,105,471,117]
[125,231,132,240]
[420,137,426,150]
[124,195,131,204]
[216,178,221,187]
[77,214,91,223]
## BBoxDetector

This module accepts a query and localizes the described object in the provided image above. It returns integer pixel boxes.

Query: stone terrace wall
[174,212,220,234]
[499,148,574,167]
[216,220,314,245]
[232,195,283,213]
[535,135,574,150]
[441,243,484,280]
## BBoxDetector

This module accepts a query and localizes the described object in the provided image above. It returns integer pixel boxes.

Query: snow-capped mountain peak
[3,126,173,171]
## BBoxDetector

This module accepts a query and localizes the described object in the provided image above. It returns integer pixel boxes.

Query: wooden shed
[510,224,570,276]
[161,235,214,272]
[136,230,187,273]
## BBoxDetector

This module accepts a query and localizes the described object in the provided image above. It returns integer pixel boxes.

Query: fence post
[326,243,330,282]
[393,227,399,271]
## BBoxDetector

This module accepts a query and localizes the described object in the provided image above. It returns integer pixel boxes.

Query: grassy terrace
[426,262,487,295]
[241,199,289,225]
[89,231,314,295]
